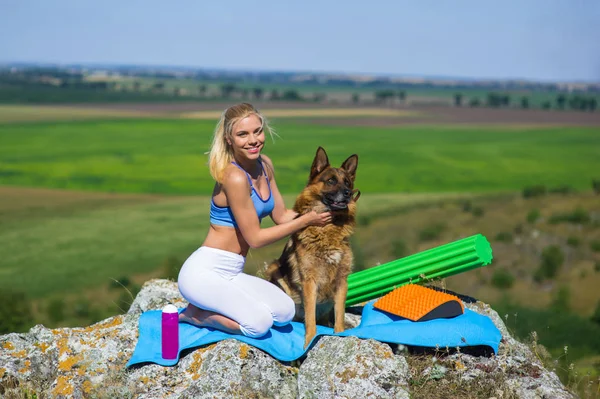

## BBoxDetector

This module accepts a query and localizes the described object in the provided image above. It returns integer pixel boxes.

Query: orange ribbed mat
[373,284,464,321]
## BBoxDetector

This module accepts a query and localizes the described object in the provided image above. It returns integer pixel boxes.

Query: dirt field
[76,102,600,126]
[2,102,600,126]
[180,108,418,120]
[0,105,154,123]
[421,106,600,126]
[306,106,600,127]
[0,103,417,123]
[61,101,371,113]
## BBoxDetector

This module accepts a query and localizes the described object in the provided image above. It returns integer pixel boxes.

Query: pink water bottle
[161,304,179,359]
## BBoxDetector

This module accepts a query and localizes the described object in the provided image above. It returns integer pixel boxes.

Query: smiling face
[229,114,265,162]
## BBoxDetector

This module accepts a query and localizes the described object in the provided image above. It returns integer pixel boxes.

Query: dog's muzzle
[323,189,356,210]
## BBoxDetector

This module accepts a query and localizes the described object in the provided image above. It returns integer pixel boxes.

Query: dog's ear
[341,154,358,181]
[309,146,330,182]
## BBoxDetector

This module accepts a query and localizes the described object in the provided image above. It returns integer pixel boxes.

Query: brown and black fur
[265,146,359,348]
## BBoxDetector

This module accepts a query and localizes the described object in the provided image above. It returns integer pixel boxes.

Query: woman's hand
[304,210,333,227]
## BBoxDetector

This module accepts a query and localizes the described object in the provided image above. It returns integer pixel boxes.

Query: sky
[1,0,599,83]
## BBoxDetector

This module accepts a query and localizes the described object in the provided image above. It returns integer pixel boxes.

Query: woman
[178,103,332,337]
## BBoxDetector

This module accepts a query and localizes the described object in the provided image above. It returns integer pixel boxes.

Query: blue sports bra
[210,160,275,227]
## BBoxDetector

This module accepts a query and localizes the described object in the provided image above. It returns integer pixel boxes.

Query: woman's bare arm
[269,178,298,224]
[223,166,330,249]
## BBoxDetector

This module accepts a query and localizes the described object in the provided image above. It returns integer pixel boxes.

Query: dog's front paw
[304,332,315,349]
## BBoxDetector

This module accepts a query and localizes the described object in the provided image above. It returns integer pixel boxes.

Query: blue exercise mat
[126,301,501,367]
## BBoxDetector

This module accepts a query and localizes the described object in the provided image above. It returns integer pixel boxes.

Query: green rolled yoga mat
[346,234,493,306]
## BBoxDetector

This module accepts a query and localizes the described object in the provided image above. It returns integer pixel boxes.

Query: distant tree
[352,93,360,104]
[198,84,207,97]
[220,83,237,98]
[491,269,515,289]
[152,82,165,92]
[132,81,141,92]
[312,92,326,103]
[548,206,589,224]
[579,97,594,111]
[568,95,590,111]
[487,92,503,107]
[472,206,485,217]
[501,95,511,107]
[556,94,567,109]
[541,101,552,110]
[534,245,564,281]
[591,300,600,325]
[91,81,109,90]
[522,185,546,198]
[589,98,597,112]
[269,89,280,101]
[397,91,406,104]
[526,208,541,223]
[282,89,302,101]
[240,88,249,99]
[568,95,579,110]
[454,93,463,107]
[592,179,600,194]
[494,231,513,242]
[252,87,264,100]
[374,90,395,105]
[520,96,529,109]
[469,98,481,107]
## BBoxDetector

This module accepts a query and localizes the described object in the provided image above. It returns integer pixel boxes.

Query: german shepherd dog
[266,146,359,348]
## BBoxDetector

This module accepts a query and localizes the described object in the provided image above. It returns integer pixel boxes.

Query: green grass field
[1,117,598,299]
[1,119,599,196]
[1,115,599,395]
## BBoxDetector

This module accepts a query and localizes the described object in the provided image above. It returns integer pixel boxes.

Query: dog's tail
[265,260,294,297]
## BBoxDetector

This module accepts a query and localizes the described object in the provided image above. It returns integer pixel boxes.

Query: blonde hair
[208,103,276,183]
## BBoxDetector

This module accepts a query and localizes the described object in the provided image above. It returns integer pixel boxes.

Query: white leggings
[177,246,295,338]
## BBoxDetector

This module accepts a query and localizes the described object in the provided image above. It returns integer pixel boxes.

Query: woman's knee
[239,308,273,338]
[272,294,295,325]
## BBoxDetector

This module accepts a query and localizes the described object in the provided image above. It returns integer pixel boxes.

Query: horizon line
[1,60,599,86]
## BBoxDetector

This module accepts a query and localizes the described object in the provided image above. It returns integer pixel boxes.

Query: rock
[0,279,576,398]
[298,336,409,399]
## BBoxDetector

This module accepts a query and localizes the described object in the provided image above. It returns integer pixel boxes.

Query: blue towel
[126,301,501,367]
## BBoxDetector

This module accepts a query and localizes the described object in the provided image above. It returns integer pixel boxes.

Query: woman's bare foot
[179,304,242,335]
[178,305,209,326]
